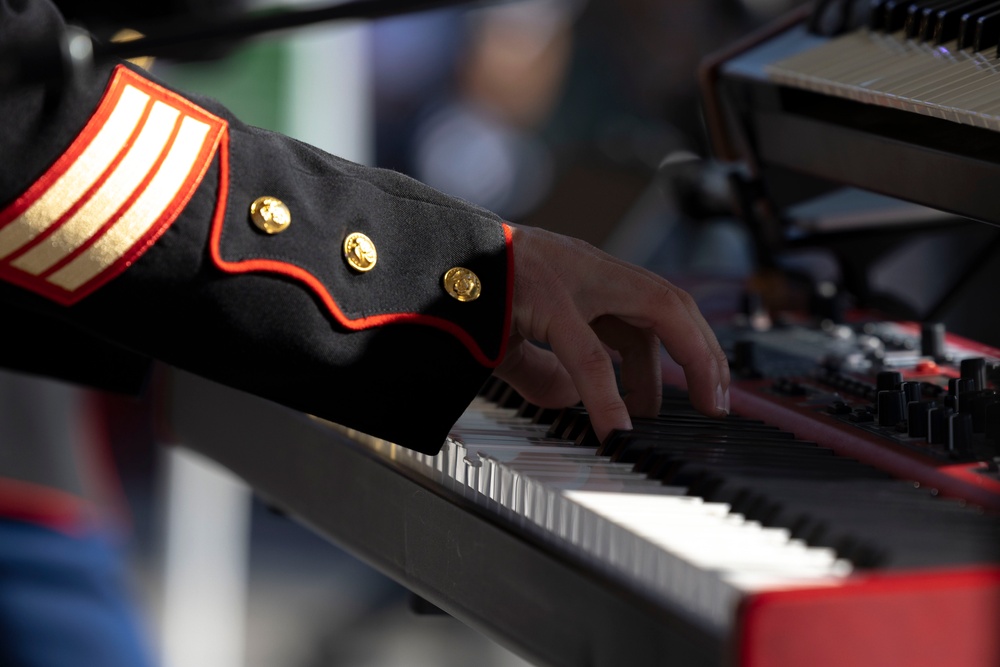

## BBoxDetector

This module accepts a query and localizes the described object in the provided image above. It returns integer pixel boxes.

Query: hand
[494,224,730,441]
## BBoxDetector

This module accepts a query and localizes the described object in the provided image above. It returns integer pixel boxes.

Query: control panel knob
[960,357,988,391]
[949,377,975,396]
[876,371,903,393]
[966,390,998,431]
[908,401,933,438]
[920,322,946,361]
[948,413,974,457]
[928,406,954,445]
[899,381,923,404]
[877,390,906,428]
[985,400,1000,446]
[948,377,975,412]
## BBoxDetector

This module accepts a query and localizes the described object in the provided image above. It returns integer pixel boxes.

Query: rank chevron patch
[0,64,226,304]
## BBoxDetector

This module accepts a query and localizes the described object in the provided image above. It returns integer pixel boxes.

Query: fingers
[578,261,729,417]
[631,285,727,417]
[621,262,731,393]
[591,316,661,418]
[572,243,730,398]
[547,311,633,439]
[505,224,730,437]
[494,338,580,408]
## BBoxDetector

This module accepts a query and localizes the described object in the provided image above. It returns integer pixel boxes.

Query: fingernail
[715,384,730,415]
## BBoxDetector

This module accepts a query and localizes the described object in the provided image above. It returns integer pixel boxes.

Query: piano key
[306,368,1000,645]
[870,0,894,29]
[932,0,997,42]
[903,0,948,41]
[406,362,998,577]
[972,8,1000,50]
[884,0,916,30]
[919,0,968,45]
[765,20,1000,130]
[957,1,1000,47]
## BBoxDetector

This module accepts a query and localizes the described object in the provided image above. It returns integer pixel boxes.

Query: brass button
[443,267,481,302]
[343,232,377,272]
[249,196,291,234]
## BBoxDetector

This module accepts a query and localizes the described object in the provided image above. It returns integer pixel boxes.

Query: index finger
[547,311,633,440]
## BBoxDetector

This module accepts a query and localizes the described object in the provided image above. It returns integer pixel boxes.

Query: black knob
[928,406,954,445]
[986,400,1000,445]
[948,377,976,412]
[961,357,988,391]
[967,390,998,432]
[948,413,974,457]
[877,390,906,428]
[921,322,946,361]
[949,377,975,396]
[498,385,525,409]
[899,381,923,403]
[876,371,903,393]
[908,401,934,438]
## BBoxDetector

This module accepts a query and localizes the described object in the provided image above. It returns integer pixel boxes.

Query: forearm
[0,1,513,453]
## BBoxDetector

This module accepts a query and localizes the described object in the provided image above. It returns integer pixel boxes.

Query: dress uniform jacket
[0,0,513,456]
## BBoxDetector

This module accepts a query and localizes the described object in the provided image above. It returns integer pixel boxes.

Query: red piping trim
[0,477,89,536]
[207,131,513,368]
[501,221,514,359]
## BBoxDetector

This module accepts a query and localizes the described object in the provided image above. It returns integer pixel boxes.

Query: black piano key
[629,412,785,430]
[546,407,586,439]
[606,432,819,463]
[870,0,893,28]
[884,0,913,30]
[639,416,782,433]
[736,486,998,565]
[916,0,969,42]
[657,461,890,490]
[530,406,562,425]
[515,401,541,420]
[607,417,791,436]
[574,424,602,449]
[973,8,1000,50]
[496,385,525,410]
[480,376,506,400]
[934,0,996,43]
[631,447,846,477]
[562,414,590,441]
[914,0,966,39]
[952,0,1000,49]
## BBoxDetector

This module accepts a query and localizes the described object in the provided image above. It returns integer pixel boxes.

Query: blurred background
[11,0,820,665]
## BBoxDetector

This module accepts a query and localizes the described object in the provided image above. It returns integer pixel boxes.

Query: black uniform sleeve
[0,0,513,454]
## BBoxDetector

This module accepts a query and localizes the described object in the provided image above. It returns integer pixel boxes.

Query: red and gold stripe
[0,65,226,304]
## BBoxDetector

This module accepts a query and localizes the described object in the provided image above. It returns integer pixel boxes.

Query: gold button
[343,232,377,272]
[443,267,481,302]
[249,196,291,234]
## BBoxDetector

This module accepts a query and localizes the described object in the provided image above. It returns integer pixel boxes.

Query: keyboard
[163,315,1000,667]
[701,8,1000,226]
